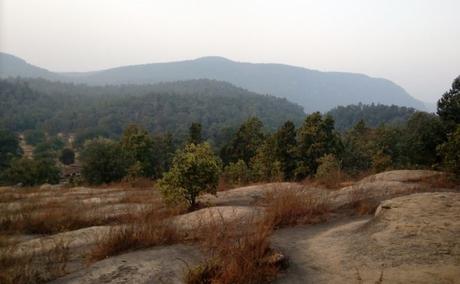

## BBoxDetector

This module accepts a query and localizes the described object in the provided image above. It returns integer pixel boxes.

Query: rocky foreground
[0,170,459,283]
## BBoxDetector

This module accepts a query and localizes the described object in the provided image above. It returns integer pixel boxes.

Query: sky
[0,0,459,103]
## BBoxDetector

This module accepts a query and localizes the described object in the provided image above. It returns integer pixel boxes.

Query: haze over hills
[0,52,425,112]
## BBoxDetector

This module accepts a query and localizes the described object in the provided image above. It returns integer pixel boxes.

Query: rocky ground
[0,170,458,283]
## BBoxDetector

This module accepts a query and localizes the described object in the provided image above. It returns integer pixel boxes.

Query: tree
[0,129,22,174]
[3,157,60,186]
[438,125,460,175]
[222,159,250,186]
[120,125,156,178]
[315,154,341,187]
[437,75,460,132]
[159,143,221,209]
[188,122,203,145]
[24,129,46,145]
[220,117,265,164]
[250,136,283,182]
[295,113,342,179]
[80,138,127,185]
[59,148,75,165]
[404,112,445,166]
[340,120,373,175]
[273,121,297,180]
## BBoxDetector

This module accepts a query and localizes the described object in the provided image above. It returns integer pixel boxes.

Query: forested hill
[0,52,425,112]
[0,78,305,145]
[327,103,418,132]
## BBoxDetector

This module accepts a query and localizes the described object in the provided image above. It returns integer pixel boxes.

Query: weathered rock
[51,244,203,284]
[273,192,460,283]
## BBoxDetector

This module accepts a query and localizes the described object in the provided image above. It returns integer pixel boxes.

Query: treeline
[327,103,417,132]
[0,78,305,149]
[1,76,459,188]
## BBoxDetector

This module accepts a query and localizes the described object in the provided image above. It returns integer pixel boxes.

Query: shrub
[59,148,75,165]
[222,159,250,186]
[315,154,342,187]
[438,124,460,175]
[371,150,392,173]
[159,143,221,209]
[2,157,59,186]
[80,138,127,185]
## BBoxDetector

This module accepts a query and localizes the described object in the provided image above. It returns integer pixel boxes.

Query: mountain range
[0,52,425,112]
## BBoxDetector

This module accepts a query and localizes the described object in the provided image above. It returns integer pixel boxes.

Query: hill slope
[0,53,425,112]
[0,78,305,145]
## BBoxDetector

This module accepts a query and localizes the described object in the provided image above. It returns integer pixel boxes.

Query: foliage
[340,120,374,175]
[120,125,156,178]
[159,143,221,208]
[437,75,460,132]
[438,125,460,175]
[295,113,342,179]
[250,136,283,182]
[188,123,203,145]
[315,154,341,186]
[0,129,22,174]
[24,129,46,145]
[80,138,127,185]
[220,117,265,165]
[273,121,297,180]
[59,148,75,165]
[223,159,250,186]
[404,112,445,166]
[0,78,305,146]
[328,103,417,132]
[2,157,60,186]
[372,150,393,173]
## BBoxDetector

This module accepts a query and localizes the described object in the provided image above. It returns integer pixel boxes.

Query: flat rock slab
[51,244,202,284]
[273,192,460,283]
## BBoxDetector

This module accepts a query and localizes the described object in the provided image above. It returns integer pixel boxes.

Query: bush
[2,157,60,186]
[80,138,127,185]
[159,143,221,209]
[438,125,460,175]
[59,148,75,165]
[223,159,250,186]
[315,154,342,187]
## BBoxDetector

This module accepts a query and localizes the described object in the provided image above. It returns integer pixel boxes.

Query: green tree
[404,112,445,166]
[3,157,59,186]
[220,117,265,164]
[438,125,460,175]
[59,148,75,165]
[120,125,156,178]
[273,121,297,180]
[315,154,341,187]
[159,143,221,209]
[295,113,342,179]
[222,159,250,186]
[340,120,373,175]
[437,75,460,133]
[250,136,282,182]
[0,129,22,174]
[188,122,203,145]
[80,138,127,185]
[24,129,46,145]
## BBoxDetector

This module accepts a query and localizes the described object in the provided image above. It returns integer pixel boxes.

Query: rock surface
[52,244,202,284]
[273,192,460,283]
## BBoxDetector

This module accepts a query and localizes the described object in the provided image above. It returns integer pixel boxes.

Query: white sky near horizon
[0,0,459,103]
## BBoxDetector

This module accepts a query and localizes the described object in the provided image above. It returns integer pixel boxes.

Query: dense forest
[0,75,458,187]
[0,78,305,147]
[327,103,417,131]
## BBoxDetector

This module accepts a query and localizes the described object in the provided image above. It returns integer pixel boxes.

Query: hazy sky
[1,0,459,102]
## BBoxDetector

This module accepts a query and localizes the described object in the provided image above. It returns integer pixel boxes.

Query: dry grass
[185,213,280,284]
[88,207,183,261]
[0,240,70,284]
[261,187,330,228]
[347,189,380,215]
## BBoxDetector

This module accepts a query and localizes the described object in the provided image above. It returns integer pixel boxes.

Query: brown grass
[88,207,183,261]
[0,240,70,284]
[261,187,330,228]
[185,213,280,284]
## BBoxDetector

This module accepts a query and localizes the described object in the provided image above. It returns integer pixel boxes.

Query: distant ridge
[0,52,425,112]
